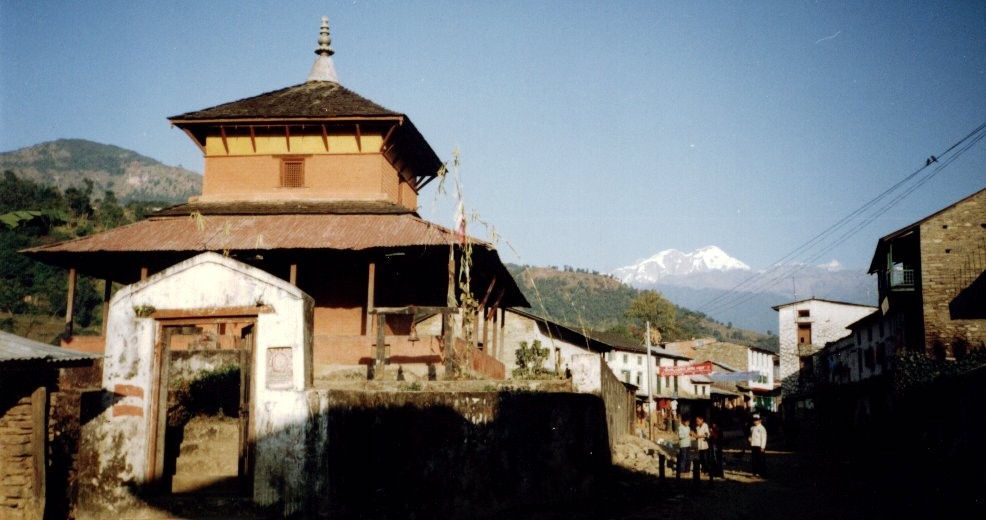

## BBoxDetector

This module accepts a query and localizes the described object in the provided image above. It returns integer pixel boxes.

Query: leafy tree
[624,290,679,340]
[64,179,94,219]
[96,190,125,228]
[0,231,34,314]
[0,173,106,334]
[1,170,66,219]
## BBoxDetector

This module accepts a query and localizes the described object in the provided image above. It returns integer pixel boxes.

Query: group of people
[675,413,767,479]
[675,415,723,479]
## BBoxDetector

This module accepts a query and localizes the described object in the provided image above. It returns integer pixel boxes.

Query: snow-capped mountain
[611,246,876,333]
[613,246,750,284]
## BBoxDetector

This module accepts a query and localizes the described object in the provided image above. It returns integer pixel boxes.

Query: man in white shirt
[676,416,694,479]
[694,415,711,476]
[749,414,767,477]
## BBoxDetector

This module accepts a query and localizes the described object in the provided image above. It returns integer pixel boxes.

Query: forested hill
[0,139,201,203]
[507,264,777,351]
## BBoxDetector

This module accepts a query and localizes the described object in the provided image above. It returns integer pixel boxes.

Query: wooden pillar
[490,307,498,360]
[366,262,376,336]
[140,267,149,281]
[474,308,481,349]
[500,309,511,358]
[64,267,76,339]
[101,279,112,336]
[289,263,297,285]
[481,307,490,353]
[376,314,386,366]
[443,312,456,378]
[30,386,47,519]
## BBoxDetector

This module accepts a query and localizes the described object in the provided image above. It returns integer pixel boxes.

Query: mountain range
[0,139,201,203]
[613,246,877,333]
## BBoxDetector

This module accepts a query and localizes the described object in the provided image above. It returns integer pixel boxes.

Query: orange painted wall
[200,154,407,202]
[196,130,418,208]
[313,334,444,366]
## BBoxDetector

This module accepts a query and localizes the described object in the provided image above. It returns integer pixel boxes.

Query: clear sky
[2,1,984,273]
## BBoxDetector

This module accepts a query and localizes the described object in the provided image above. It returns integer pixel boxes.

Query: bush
[512,339,551,379]
[167,364,240,426]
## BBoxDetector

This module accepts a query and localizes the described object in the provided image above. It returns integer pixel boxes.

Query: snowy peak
[613,246,750,284]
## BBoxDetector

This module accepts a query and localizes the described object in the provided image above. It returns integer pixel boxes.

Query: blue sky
[2,1,984,273]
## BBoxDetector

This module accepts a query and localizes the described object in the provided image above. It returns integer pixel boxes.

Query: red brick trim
[112,404,144,417]
[114,384,144,399]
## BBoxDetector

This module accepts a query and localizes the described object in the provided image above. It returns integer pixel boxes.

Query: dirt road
[486,433,963,520]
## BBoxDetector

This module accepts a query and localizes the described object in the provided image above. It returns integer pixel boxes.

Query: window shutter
[281,159,305,187]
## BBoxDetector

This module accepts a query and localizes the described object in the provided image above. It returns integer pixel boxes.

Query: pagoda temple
[24,17,527,379]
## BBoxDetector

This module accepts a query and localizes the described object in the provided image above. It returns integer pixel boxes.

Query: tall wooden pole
[646,321,654,440]
[64,268,77,339]
[101,279,112,336]
[366,262,376,336]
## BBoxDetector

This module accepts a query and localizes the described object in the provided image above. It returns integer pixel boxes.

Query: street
[485,430,971,520]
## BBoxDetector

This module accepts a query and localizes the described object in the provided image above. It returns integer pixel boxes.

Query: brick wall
[0,372,46,520]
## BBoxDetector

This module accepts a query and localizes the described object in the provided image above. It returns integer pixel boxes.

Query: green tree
[96,190,125,228]
[64,179,94,219]
[624,290,678,340]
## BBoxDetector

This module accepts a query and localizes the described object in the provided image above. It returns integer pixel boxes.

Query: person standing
[676,415,694,479]
[749,414,767,477]
[694,415,711,476]
[709,420,724,477]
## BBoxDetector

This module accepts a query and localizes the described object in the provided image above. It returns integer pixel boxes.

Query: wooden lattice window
[280,158,305,187]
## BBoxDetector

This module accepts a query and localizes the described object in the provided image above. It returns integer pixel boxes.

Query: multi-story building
[772,299,877,397]
[603,337,692,401]
[662,338,777,411]
[868,187,986,357]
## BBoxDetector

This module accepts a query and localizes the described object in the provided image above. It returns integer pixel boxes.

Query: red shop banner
[659,361,713,377]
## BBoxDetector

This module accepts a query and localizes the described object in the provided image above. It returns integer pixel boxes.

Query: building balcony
[888,268,915,290]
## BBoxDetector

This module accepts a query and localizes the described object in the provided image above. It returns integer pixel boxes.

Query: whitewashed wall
[83,252,313,514]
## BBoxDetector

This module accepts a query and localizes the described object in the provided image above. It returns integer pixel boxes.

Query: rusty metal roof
[23,212,485,254]
[0,330,100,366]
[19,210,529,307]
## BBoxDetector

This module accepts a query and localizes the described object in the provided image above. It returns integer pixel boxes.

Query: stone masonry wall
[285,388,612,519]
[919,190,986,354]
[0,372,46,520]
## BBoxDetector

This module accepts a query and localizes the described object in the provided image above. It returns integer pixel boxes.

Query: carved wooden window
[280,158,305,187]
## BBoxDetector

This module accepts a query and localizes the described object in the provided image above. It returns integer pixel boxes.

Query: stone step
[172,416,241,492]
[170,474,242,496]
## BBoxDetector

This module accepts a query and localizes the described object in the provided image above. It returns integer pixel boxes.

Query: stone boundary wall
[598,354,634,446]
[570,353,634,450]
[254,388,611,518]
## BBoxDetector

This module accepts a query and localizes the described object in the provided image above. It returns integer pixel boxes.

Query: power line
[695,121,986,317]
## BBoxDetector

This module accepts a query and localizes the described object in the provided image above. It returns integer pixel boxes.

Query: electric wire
[694,121,986,317]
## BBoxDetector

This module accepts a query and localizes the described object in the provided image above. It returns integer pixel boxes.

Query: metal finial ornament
[307,15,339,82]
[315,16,334,57]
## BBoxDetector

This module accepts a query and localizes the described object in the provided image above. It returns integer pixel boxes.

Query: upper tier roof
[168,81,402,122]
[168,17,442,186]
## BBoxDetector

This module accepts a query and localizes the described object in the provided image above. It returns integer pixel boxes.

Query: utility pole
[646,321,654,441]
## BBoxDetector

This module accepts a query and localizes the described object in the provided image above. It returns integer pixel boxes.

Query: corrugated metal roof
[22,212,486,254]
[0,330,100,365]
[169,81,401,121]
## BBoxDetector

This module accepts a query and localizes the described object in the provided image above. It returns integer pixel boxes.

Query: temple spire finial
[315,16,334,57]
[307,16,339,83]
